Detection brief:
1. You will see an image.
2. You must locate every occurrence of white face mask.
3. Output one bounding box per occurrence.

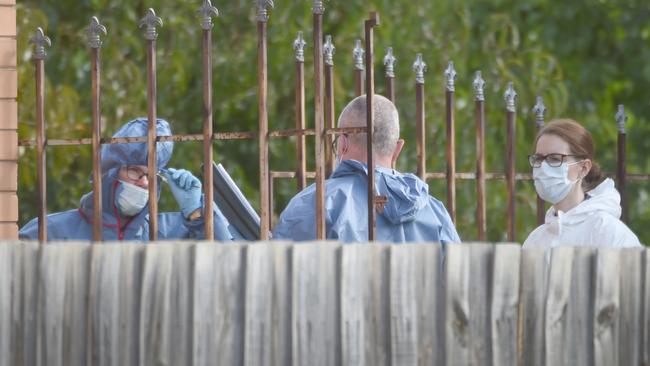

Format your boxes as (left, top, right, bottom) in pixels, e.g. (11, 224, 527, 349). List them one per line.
(115, 180, 149, 216)
(533, 160, 582, 205)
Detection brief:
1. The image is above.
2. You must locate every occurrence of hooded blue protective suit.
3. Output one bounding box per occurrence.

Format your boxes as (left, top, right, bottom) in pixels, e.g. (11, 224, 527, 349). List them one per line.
(273, 160, 461, 243)
(19, 118, 240, 241)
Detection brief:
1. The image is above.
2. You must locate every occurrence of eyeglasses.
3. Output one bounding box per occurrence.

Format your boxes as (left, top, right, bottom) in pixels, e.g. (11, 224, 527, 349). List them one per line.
(528, 153, 585, 168)
(123, 166, 149, 181)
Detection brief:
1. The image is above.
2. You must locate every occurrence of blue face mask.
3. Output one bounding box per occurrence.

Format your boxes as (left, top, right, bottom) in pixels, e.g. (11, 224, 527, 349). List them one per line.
(115, 180, 149, 216)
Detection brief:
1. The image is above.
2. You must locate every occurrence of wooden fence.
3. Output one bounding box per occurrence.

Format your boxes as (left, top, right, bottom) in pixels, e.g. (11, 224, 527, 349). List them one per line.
(0, 241, 648, 366)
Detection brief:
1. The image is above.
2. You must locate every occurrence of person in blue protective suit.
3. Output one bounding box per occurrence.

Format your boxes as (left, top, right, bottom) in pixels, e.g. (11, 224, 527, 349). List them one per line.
(19, 118, 241, 241)
(273, 94, 461, 243)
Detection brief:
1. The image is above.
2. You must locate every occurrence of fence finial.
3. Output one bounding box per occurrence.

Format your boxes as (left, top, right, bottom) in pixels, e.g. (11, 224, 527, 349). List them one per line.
(383, 47, 396, 78)
(413, 53, 426, 84)
(293, 31, 306, 62)
(29, 28, 51, 60)
(139, 8, 163, 41)
(444, 61, 457, 91)
(85, 17, 107, 49)
(255, 0, 274, 22)
(198, 0, 219, 30)
(616, 104, 627, 133)
(473, 70, 485, 101)
(504, 82, 517, 112)
(312, 0, 327, 14)
(532, 96, 546, 128)
(353, 39, 364, 71)
(323, 35, 335, 66)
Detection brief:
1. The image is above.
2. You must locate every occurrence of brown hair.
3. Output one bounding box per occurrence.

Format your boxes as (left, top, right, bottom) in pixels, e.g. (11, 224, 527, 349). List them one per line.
(534, 118, 605, 192)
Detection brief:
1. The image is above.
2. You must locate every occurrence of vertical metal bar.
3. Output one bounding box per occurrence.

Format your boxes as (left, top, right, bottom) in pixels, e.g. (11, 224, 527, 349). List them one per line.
(353, 39, 364, 96)
(198, 1, 219, 240)
(139, 8, 163, 241)
(294, 31, 307, 190)
(413, 54, 426, 180)
(504, 82, 517, 242)
(313, 1, 326, 239)
(473, 71, 486, 241)
(532, 96, 546, 226)
(86, 17, 107, 242)
(383, 47, 396, 102)
(365, 12, 379, 241)
(29, 28, 51, 243)
(616, 105, 628, 223)
(324, 35, 336, 177)
(444, 61, 457, 223)
(255, 1, 272, 240)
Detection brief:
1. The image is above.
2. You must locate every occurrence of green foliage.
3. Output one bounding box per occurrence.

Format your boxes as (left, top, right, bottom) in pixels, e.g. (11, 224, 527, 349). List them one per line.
(17, 0, 650, 245)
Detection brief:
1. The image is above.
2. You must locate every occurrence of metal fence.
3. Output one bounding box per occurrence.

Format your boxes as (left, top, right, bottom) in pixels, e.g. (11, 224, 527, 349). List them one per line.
(0, 241, 648, 366)
(18, 0, 650, 242)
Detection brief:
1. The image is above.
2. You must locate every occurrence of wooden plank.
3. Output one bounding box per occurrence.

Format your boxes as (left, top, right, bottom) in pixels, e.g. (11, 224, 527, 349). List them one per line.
(568, 247, 595, 366)
(37, 244, 90, 366)
(245, 243, 291, 366)
(118, 244, 145, 366)
(444, 243, 471, 365)
(0, 243, 12, 366)
(518, 246, 546, 366)
(388, 244, 442, 366)
(490, 244, 520, 366)
(193, 243, 245, 366)
(468, 243, 493, 366)
(20, 241, 39, 366)
(593, 248, 620, 366)
(292, 242, 340, 366)
(544, 246, 574, 366)
(617, 247, 643, 366)
(341, 244, 390, 366)
(167, 243, 193, 366)
(138, 243, 174, 366)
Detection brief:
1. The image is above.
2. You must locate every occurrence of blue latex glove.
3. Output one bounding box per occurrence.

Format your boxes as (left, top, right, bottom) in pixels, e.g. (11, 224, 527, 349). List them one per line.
(161, 168, 202, 218)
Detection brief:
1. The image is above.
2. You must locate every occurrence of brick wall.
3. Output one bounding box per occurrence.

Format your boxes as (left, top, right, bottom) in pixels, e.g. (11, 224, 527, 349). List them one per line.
(0, 0, 17, 239)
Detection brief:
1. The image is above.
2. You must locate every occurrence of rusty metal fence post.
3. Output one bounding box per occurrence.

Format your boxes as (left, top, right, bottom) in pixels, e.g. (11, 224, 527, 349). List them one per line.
(313, 0, 326, 240)
(365, 12, 379, 241)
(444, 61, 457, 223)
(324, 35, 336, 177)
(353, 39, 364, 97)
(616, 105, 628, 224)
(293, 31, 307, 191)
(532, 96, 546, 226)
(256, 0, 272, 240)
(504, 82, 517, 242)
(473, 71, 486, 241)
(86, 17, 107, 242)
(29, 28, 51, 243)
(413, 54, 426, 180)
(198, 0, 219, 240)
(383, 47, 396, 103)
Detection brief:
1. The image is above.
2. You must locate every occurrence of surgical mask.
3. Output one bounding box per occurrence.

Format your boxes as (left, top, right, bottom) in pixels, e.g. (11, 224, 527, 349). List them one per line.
(115, 180, 149, 216)
(533, 161, 582, 205)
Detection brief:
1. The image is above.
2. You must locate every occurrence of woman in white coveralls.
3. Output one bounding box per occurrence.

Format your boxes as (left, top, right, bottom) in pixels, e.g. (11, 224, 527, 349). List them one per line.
(523, 118, 641, 248)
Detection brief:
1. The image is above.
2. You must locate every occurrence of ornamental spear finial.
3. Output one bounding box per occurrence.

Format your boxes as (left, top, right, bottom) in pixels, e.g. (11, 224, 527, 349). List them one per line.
(323, 35, 335, 66)
(312, 0, 327, 14)
(444, 61, 457, 91)
(473, 71, 485, 101)
(616, 104, 627, 133)
(255, 0, 274, 22)
(139, 8, 163, 41)
(293, 31, 306, 62)
(413, 53, 427, 84)
(383, 47, 396, 78)
(353, 39, 365, 71)
(532, 96, 546, 128)
(29, 28, 51, 59)
(197, 0, 219, 30)
(504, 82, 517, 112)
(85, 17, 107, 49)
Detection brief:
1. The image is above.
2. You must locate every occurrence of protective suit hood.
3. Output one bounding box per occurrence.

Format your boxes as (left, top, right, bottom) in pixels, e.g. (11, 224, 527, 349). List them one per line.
(331, 160, 429, 224)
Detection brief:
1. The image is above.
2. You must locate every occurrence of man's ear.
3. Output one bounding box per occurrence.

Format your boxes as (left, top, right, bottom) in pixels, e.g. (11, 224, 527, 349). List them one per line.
(391, 139, 405, 169)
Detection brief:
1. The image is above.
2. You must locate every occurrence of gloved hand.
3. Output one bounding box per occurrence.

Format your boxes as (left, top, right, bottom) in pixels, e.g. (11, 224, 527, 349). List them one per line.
(161, 168, 202, 218)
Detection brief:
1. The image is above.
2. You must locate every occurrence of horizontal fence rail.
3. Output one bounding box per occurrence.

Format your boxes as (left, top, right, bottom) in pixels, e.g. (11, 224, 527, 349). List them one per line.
(0, 241, 648, 366)
(19, 0, 644, 243)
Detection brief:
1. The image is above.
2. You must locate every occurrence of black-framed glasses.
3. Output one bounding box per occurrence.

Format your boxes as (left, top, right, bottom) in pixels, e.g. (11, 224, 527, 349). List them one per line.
(123, 165, 149, 181)
(528, 153, 585, 168)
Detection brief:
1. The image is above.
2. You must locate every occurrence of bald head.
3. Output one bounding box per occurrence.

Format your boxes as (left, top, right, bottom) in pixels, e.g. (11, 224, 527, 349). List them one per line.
(337, 94, 400, 159)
